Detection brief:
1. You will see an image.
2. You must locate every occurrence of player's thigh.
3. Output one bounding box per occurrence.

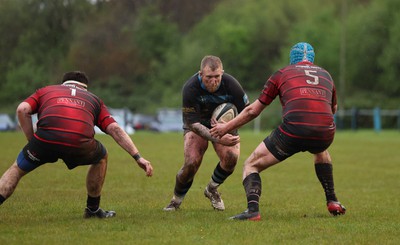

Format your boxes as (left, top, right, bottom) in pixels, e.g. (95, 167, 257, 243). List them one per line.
(244, 141, 280, 174)
(63, 140, 107, 169)
(183, 131, 208, 164)
(212, 141, 240, 164)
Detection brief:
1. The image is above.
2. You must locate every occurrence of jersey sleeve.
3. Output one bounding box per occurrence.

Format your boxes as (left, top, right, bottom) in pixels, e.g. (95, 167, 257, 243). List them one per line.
(182, 84, 200, 126)
(331, 85, 337, 113)
(258, 71, 281, 105)
(96, 103, 116, 132)
(323, 71, 337, 113)
(225, 74, 249, 113)
(24, 89, 42, 113)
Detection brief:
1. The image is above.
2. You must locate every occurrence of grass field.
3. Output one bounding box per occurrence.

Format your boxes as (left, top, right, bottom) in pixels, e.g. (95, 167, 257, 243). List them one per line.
(0, 130, 399, 244)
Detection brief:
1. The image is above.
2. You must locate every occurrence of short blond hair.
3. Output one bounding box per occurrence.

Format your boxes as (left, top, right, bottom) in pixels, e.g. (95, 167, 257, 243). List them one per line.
(200, 55, 223, 71)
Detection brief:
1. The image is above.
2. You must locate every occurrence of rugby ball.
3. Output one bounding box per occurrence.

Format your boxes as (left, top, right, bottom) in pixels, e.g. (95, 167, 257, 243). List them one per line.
(212, 103, 238, 123)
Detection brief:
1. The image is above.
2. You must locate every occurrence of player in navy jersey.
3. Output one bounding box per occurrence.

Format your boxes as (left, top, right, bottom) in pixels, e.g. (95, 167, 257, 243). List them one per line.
(0, 71, 153, 218)
(164, 55, 249, 211)
(211, 43, 346, 220)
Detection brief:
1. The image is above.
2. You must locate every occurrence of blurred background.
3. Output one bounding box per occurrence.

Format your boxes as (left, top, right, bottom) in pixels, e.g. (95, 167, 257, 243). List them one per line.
(0, 0, 399, 132)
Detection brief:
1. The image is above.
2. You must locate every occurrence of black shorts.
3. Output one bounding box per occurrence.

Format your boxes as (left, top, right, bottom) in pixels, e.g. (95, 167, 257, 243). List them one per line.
(18, 136, 107, 172)
(263, 128, 333, 161)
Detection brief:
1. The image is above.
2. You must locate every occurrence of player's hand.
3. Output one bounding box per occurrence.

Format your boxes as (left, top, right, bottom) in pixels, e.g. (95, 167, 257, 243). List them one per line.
(136, 157, 153, 177)
(210, 117, 219, 127)
(210, 119, 228, 138)
(217, 134, 240, 146)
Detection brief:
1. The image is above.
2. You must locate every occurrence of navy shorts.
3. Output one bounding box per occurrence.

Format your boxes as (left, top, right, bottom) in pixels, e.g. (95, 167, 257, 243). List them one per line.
(263, 128, 333, 162)
(17, 137, 107, 172)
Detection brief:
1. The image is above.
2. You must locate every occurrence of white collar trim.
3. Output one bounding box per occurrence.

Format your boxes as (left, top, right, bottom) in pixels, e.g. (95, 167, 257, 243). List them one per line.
(62, 80, 88, 89)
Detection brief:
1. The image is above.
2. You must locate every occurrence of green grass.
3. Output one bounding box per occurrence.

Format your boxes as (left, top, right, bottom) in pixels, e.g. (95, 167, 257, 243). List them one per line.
(0, 130, 399, 244)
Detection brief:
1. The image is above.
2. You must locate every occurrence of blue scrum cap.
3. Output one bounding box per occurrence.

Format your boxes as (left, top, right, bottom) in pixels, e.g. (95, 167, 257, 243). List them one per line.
(289, 42, 315, 65)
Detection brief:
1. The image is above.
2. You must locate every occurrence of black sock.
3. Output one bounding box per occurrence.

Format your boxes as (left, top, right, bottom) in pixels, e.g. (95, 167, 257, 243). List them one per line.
(86, 195, 101, 211)
(211, 162, 233, 185)
(0, 194, 5, 205)
(315, 163, 338, 202)
(243, 172, 262, 213)
(174, 175, 193, 198)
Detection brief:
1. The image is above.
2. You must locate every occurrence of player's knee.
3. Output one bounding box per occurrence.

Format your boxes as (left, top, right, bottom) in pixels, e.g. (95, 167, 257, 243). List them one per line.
(179, 162, 200, 178)
(314, 151, 331, 163)
(223, 149, 239, 163)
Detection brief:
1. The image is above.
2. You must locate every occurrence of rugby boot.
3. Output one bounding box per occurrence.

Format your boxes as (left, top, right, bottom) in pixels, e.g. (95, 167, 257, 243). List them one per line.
(229, 209, 261, 221)
(84, 207, 116, 219)
(204, 184, 225, 211)
(327, 201, 346, 216)
(163, 198, 182, 211)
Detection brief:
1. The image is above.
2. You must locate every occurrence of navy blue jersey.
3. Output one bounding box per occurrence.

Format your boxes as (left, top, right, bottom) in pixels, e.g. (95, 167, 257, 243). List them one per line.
(182, 73, 249, 129)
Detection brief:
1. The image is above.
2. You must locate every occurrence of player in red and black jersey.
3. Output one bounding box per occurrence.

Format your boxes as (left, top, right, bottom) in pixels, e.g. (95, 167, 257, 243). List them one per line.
(211, 43, 346, 220)
(0, 71, 153, 218)
(164, 55, 249, 211)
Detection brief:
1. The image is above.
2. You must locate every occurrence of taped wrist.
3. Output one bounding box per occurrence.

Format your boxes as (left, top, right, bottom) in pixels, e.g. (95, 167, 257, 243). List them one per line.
(133, 153, 141, 161)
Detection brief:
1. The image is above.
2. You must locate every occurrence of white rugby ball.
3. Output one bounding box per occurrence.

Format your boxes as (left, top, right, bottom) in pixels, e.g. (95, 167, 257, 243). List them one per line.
(212, 103, 238, 123)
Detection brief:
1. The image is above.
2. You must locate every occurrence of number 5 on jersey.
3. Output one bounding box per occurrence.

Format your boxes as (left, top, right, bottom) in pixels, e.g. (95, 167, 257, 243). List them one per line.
(305, 70, 319, 85)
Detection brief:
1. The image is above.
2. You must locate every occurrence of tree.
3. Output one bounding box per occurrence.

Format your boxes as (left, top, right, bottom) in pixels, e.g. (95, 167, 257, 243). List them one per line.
(377, 0, 400, 98)
(158, 0, 222, 33)
(156, 0, 325, 106)
(342, 0, 400, 107)
(66, 1, 181, 112)
(0, 0, 92, 110)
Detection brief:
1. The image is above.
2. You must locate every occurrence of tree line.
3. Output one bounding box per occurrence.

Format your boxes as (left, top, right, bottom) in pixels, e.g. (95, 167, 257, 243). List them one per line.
(0, 0, 399, 115)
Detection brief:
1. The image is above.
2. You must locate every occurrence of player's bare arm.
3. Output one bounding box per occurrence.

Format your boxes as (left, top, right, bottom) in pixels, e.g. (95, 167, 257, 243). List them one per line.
(189, 122, 215, 141)
(16, 102, 34, 141)
(211, 100, 265, 137)
(189, 122, 239, 146)
(106, 122, 153, 176)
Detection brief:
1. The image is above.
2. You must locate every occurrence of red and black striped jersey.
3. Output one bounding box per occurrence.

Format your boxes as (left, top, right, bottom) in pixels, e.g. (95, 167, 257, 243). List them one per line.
(24, 84, 115, 147)
(258, 61, 337, 140)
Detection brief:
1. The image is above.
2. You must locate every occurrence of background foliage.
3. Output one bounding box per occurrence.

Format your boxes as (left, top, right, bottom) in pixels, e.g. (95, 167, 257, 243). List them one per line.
(0, 0, 399, 114)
